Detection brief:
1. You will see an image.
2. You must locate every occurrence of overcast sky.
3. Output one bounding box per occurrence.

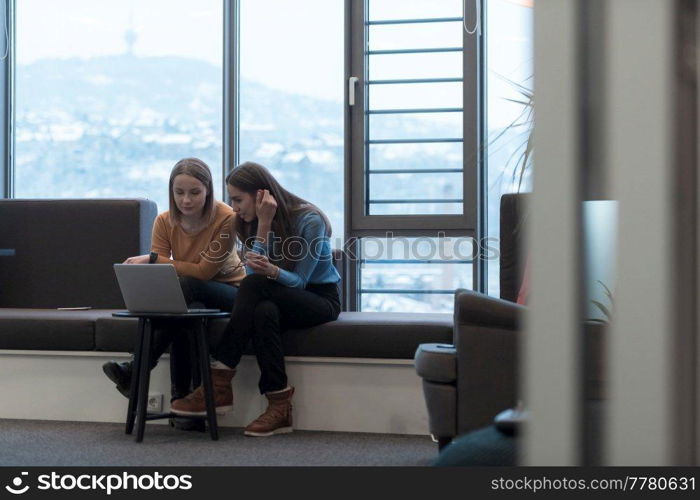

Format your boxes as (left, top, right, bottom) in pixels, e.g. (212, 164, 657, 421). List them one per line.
(15, 0, 531, 125)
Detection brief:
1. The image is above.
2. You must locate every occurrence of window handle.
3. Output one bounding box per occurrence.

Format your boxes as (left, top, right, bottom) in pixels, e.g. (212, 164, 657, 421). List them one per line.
(348, 76, 359, 106)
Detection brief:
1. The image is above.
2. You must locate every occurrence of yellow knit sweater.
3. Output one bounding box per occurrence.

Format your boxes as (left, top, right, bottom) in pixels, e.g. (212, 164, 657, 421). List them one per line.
(151, 201, 245, 285)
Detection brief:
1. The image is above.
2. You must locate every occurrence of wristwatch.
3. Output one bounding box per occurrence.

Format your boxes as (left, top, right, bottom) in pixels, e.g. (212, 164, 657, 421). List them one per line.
(266, 266, 280, 280)
(148, 252, 158, 264)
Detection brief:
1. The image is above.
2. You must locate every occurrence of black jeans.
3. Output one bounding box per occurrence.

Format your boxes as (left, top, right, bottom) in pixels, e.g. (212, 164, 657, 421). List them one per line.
(213, 273, 341, 394)
(149, 276, 238, 399)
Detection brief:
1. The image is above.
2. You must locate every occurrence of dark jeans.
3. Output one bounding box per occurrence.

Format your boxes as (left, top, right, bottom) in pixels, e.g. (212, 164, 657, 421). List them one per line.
(213, 273, 341, 394)
(149, 276, 238, 399)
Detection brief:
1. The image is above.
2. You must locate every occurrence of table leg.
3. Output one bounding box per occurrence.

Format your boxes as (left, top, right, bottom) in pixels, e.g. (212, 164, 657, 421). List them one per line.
(135, 318, 153, 442)
(196, 318, 219, 440)
(190, 325, 201, 390)
(125, 317, 145, 435)
(191, 339, 201, 389)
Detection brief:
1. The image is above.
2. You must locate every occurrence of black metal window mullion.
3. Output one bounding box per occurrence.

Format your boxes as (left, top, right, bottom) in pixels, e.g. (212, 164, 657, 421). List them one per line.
(368, 108, 462, 114)
(360, 289, 456, 295)
(3, 0, 13, 198)
(368, 168, 463, 174)
(368, 138, 462, 144)
(223, 0, 239, 201)
(366, 17, 464, 26)
(476, 0, 488, 294)
(368, 77, 463, 85)
(370, 199, 463, 204)
(362, 0, 370, 218)
(367, 47, 462, 55)
(363, 259, 473, 264)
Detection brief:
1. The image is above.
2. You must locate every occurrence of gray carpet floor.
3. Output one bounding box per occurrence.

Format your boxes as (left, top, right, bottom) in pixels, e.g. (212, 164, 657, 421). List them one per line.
(0, 419, 438, 466)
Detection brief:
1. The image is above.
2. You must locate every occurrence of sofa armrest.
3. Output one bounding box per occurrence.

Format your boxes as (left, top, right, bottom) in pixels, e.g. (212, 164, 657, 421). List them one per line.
(453, 289, 523, 433)
(454, 288, 525, 330)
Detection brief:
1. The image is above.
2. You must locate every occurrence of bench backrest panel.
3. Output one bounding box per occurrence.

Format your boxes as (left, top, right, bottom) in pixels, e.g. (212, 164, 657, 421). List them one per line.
(0, 199, 157, 308)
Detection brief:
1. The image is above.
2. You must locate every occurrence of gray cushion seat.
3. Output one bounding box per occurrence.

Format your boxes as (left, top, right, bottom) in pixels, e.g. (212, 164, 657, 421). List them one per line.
(1, 309, 452, 360)
(0, 308, 108, 351)
(97, 310, 453, 359)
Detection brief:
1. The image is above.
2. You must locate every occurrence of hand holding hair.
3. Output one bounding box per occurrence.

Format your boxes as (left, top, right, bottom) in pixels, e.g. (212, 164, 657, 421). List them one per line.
(256, 189, 278, 224)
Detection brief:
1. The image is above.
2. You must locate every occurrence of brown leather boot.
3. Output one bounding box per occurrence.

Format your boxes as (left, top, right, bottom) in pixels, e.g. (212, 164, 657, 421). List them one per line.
(244, 386, 295, 437)
(170, 368, 235, 416)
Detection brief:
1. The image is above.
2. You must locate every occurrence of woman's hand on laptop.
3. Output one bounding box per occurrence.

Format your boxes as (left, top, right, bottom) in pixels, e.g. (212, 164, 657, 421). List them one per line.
(123, 254, 150, 264)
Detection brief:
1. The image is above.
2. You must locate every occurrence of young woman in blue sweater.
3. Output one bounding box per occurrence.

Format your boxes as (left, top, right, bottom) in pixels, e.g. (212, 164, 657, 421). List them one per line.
(171, 161, 341, 436)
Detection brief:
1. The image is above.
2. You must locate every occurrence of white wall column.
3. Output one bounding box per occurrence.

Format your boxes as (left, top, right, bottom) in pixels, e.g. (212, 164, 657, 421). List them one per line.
(524, 0, 582, 465)
(605, 0, 675, 465)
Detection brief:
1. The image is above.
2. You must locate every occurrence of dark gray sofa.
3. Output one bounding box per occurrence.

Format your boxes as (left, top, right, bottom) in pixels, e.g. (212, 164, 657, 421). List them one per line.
(414, 194, 527, 446)
(0, 199, 452, 360)
(415, 193, 607, 460)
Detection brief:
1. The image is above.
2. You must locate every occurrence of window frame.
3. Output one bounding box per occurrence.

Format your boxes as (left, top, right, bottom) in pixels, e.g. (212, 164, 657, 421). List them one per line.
(2, 0, 13, 198)
(347, 0, 482, 234)
(223, 0, 239, 202)
(345, 0, 486, 310)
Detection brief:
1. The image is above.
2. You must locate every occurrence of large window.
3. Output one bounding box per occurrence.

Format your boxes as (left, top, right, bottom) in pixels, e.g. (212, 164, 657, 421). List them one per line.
(364, 0, 464, 217)
(486, 0, 534, 296)
(14, 0, 223, 213)
(6, 0, 532, 313)
(238, 0, 345, 239)
(348, 0, 480, 311)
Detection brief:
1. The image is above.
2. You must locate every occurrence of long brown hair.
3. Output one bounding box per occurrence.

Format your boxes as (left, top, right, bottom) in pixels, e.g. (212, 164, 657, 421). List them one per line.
(226, 161, 332, 270)
(168, 158, 216, 226)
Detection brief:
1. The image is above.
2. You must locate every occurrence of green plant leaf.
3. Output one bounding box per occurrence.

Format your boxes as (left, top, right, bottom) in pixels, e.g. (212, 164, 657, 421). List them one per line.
(504, 97, 532, 106)
(489, 72, 534, 193)
(517, 132, 534, 191)
(597, 280, 614, 304)
(591, 300, 612, 321)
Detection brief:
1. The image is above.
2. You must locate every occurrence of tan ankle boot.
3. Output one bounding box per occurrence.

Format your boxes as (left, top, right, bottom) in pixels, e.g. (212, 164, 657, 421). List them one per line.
(171, 368, 235, 416)
(244, 386, 295, 437)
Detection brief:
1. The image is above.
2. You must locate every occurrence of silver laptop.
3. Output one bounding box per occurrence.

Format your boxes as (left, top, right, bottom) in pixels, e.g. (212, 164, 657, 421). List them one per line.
(114, 264, 219, 314)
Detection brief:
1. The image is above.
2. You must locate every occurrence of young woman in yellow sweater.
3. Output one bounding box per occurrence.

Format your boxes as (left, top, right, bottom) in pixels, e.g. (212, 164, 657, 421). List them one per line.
(102, 158, 246, 416)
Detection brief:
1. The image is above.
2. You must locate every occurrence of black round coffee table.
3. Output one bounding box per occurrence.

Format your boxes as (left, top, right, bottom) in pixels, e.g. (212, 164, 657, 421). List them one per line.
(113, 311, 230, 442)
